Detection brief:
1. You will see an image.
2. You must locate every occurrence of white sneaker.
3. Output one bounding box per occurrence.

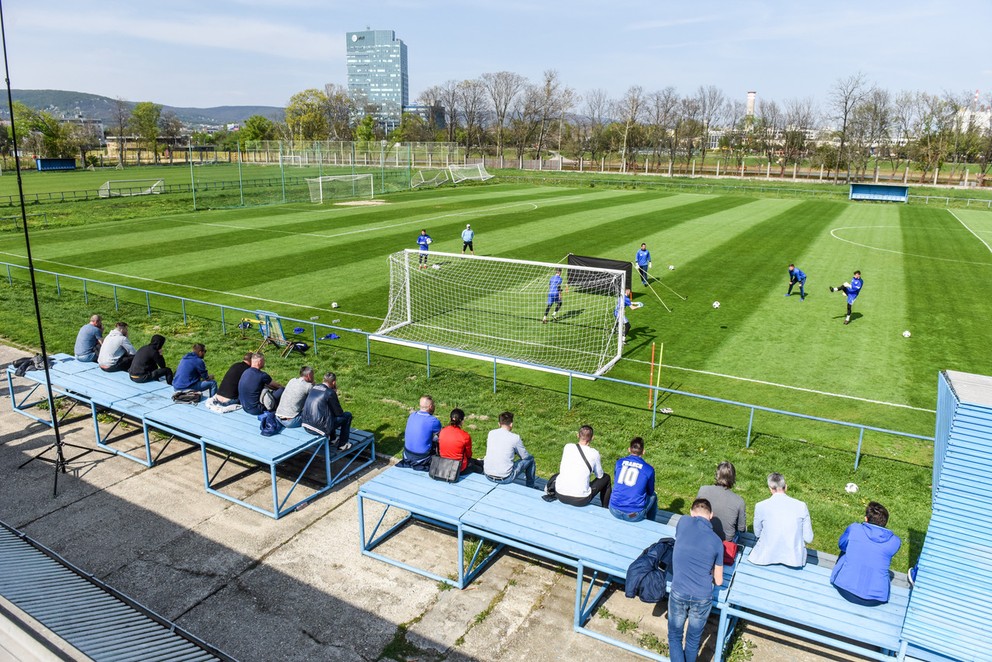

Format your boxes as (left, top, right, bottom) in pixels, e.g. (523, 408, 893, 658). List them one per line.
(542, 316, 547, 324)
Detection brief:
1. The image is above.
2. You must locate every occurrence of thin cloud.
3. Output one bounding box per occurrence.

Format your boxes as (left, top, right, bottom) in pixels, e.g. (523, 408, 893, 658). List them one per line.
(625, 15, 729, 31)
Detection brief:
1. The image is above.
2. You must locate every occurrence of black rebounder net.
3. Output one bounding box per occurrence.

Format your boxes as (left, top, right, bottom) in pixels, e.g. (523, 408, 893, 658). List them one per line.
(566, 254, 632, 293)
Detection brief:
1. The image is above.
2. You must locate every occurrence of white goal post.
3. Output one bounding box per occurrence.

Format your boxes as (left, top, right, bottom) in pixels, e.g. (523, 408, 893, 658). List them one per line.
(98, 179, 164, 198)
(448, 163, 493, 183)
(411, 169, 449, 189)
(305, 174, 374, 203)
(372, 250, 625, 376)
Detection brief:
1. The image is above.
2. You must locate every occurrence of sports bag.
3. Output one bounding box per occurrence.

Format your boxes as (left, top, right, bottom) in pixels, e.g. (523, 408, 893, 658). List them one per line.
(428, 455, 461, 482)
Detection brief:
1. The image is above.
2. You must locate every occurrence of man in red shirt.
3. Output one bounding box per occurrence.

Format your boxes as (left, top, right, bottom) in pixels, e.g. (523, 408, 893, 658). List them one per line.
(438, 408, 483, 475)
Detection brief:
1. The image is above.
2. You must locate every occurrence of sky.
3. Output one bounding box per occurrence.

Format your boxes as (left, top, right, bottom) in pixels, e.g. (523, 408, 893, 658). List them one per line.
(2, 0, 990, 111)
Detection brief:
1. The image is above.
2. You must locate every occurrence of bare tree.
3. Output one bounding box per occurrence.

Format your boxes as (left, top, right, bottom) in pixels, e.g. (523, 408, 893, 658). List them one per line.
(416, 85, 444, 138)
(674, 95, 702, 166)
(458, 79, 487, 154)
(756, 99, 783, 163)
(646, 87, 679, 167)
(829, 72, 873, 182)
(324, 83, 356, 140)
(696, 85, 726, 163)
(481, 71, 527, 158)
(437, 80, 461, 143)
(976, 93, 992, 186)
(781, 97, 817, 174)
(847, 88, 892, 179)
(532, 70, 575, 160)
(909, 92, 955, 182)
(615, 86, 644, 172)
(583, 88, 613, 162)
(110, 97, 131, 166)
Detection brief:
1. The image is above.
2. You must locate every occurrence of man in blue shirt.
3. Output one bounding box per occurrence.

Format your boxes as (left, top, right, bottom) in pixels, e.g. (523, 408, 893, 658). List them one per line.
(172, 343, 217, 397)
(238, 353, 284, 416)
(829, 270, 863, 325)
(461, 224, 475, 255)
(403, 394, 442, 468)
(417, 229, 432, 268)
(614, 288, 633, 338)
(786, 264, 807, 300)
(609, 437, 657, 522)
(635, 243, 652, 286)
(73, 314, 103, 362)
(668, 498, 724, 662)
(542, 268, 565, 323)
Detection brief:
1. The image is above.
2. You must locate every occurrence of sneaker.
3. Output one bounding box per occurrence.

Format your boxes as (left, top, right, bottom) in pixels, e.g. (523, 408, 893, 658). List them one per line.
(542, 316, 547, 324)
(800, 295, 805, 301)
(784, 293, 790, 297)
(337, 442, 353, 451)
(844, 317, 850, 325)
(829, 286, 836, 292)
(552, 312, 557, 319)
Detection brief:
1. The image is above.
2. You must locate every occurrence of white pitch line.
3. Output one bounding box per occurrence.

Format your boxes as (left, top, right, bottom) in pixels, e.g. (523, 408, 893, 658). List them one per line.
(947, 209, 992, 256)
(829, 225, 992, 266)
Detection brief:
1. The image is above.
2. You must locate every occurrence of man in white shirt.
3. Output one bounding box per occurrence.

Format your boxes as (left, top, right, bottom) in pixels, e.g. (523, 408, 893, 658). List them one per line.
(554, 425, 612, 508)
(749, 472, 814, 567)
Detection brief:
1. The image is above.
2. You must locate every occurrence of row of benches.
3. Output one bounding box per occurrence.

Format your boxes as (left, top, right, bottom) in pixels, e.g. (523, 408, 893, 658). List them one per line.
(358, 465, 913, 662)
(6, 354, 376, 518)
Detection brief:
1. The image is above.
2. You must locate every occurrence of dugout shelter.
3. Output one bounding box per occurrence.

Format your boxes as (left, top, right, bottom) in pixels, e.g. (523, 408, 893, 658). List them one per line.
(849, 183, 909, 203)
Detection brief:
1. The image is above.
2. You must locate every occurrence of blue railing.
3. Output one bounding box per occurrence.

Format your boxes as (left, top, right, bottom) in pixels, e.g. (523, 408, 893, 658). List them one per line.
(1, 260, 934, 469)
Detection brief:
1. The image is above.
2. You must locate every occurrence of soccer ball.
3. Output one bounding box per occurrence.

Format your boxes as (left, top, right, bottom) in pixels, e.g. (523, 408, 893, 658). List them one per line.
(426, 238, 433, 245)
(431, 264, 441, 270)
(902, 330, 911, 338)
(331, 302, 339, 309)
(845, 482, 859, 494)
(668, 265, 675, 270)
(712, 301, 720, 309)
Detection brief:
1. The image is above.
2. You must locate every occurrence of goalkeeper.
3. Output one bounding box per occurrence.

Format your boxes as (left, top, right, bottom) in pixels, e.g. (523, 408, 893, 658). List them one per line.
(542, 268, 566, 323)
(829, 270, 863, 325)
(635, 243, 652, 286)
(615, 288, 633, 338)
(416, 229, 432, 268)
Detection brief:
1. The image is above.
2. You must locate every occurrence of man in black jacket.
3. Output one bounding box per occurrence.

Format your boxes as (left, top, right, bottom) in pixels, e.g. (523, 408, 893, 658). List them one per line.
(128, 334, 173, 385)
(301, 372, 352, 450)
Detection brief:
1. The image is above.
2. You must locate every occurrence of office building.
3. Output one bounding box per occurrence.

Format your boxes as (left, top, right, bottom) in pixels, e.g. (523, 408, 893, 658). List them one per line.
(346, 29, 408, 132)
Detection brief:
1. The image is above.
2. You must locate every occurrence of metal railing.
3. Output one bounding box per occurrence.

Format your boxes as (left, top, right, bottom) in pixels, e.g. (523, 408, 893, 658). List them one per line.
(1, 260, 934, 469)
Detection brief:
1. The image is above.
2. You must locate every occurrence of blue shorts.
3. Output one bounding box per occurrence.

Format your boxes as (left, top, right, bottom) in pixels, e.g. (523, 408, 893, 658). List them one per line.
(547, 294, 561, 305)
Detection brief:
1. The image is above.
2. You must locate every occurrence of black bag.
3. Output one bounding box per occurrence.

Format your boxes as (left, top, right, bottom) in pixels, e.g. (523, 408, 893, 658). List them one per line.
(543, 473, 559, 502)
(428, 455, 460, 482)
(172, 389, 201, 404)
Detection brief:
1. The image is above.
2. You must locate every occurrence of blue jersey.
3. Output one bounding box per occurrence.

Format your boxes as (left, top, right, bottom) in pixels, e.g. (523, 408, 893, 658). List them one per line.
(636, 248, 651, 267)
(614, 294, 631, 318)
(847, 276, 863, 304)
(789, 266, 806, 281)
(417, 234, 431, 251)
(609, 454, 655, 512)
(547, 274, 563, 303)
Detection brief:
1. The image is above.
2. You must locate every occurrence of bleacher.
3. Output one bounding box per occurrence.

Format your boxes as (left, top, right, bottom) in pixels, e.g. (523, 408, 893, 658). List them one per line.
(849, 183, 909, 203)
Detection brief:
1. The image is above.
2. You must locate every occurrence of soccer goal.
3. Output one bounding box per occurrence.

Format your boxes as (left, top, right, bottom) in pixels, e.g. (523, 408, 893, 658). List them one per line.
(448, 163, 493, 184)
(280, 154, 305, 167)
(411, 169, 449, 189)
(372, 250, 626, 375)
(305, 174, 374, 203)
(98, 179, 164, 198)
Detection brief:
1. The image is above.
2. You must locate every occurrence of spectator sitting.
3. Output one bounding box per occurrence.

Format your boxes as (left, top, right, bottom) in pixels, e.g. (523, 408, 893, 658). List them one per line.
(98, 322, 136, 373)
(275, 365, 315, 428)
(608, 437, 657, 522)
(403, 395, 442, 469)
(238, 353, 284, 416)
(749, 472, 814, 567)
(128, 334, 173, 384)
(172, 343, 216, 397)
(697, 461, 746, 543)
(73, 314, 103, 362)
(483, 411, 536, 488)
(214, 353, 252, 405)
(554, 425, 612, 508)
(301, 372, 353, 450)
(830, 501, 902, 605)
(438, 408, 483, 475)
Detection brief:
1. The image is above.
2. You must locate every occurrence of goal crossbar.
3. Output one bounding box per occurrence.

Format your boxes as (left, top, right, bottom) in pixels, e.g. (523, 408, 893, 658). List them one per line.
(305, 174, 374, 203)
(98, 179, 164, 198)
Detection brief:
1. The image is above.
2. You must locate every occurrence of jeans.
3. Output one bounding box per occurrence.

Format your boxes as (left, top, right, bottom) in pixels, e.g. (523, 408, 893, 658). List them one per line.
(638, 264, 649, 285)
(184, 379, 217, 397)
(487, 456, 536, 488)
(667, 590, 713, 662)
(331, 411, 352, 448)
(75, 352, 97, 363)
(278, 413, 302, 428)
(609, 494, 658, 522)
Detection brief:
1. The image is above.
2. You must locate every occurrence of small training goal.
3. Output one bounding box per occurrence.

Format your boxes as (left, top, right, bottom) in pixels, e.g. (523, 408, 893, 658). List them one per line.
(372, 250, 626, 375)
(305, 174, 374, 203)
(448, 163, 493, 184)
(411, 169, 449, 189)
(98, 179, 164, 198)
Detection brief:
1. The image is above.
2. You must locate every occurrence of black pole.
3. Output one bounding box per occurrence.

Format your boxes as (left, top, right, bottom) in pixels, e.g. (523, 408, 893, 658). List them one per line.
(0, 0, 69, 496)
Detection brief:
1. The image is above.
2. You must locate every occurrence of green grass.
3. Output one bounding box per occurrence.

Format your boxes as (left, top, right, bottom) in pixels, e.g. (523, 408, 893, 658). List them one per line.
(3, 179, 990, 569)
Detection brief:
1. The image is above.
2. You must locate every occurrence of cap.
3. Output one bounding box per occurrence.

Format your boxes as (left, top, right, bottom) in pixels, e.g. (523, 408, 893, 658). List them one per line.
(466, 224, 471, 228)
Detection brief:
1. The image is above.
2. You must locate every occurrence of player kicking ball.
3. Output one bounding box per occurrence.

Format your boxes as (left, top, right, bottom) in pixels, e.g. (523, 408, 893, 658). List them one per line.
(786, 264, 807, 300)
(829, 270, 863, 325)
(543, 268, 566, 323)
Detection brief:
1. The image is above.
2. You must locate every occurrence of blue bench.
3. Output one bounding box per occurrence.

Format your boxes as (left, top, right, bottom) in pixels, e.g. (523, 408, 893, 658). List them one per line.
(715, 546, 910, 661)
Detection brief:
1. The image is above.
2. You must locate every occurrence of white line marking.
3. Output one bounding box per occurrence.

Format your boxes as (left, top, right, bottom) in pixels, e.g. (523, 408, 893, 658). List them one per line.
(830, 225, 992, 266)
(947, 209, 992, 255)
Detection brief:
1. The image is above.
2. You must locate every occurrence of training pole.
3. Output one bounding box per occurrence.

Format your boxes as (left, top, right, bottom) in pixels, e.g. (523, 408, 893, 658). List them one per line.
(657, 343, 664, 391)
(648, 273, 688, 301)
(648, 342, 656, 407)
(646, 281, 672, 313)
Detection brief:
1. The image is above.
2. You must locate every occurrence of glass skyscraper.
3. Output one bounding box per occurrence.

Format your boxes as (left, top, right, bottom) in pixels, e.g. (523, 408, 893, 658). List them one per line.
(346, 29, 409, 132)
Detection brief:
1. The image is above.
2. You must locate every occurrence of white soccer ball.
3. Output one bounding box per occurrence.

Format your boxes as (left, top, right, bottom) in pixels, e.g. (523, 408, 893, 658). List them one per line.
(712, 301, 720, 309)
(845, 482, 859, 494)
(902, 330, 911, 338)
(331, 302, 339, 309)
(426, 238, 433, 244)
(668, 264, 675, 271)
(431, 263, 441, 270)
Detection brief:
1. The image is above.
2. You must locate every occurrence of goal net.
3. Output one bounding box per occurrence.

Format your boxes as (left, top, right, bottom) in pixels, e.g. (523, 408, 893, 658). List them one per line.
(448, 163, 493, 184)
(372, 250, 625, 375)
(98, 179, 164, 198)
(305, 174, 374, 203)
(411, 169, 449, 189)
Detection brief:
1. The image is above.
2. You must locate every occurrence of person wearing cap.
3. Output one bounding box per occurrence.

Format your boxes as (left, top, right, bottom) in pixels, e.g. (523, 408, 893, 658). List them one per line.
(461, 224, 475, 255)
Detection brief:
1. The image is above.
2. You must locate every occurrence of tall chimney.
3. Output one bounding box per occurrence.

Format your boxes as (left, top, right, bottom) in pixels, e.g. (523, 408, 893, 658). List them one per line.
(746, 91, 757, 117)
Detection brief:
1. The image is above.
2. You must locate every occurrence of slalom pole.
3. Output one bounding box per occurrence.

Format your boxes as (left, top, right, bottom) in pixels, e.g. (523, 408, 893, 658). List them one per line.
(648, 273, 688, 301)
(656, 342, 667, 413)
(646, 281, 672, 313)
(648, 342, 656, 407)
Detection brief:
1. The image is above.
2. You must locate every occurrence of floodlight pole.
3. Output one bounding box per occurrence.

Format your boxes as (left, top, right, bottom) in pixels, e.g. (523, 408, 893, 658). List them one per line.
(1, 0, 69, 496)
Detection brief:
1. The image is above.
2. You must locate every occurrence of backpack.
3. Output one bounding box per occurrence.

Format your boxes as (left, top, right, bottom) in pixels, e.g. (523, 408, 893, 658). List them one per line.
(259, 387, 278, 412)
(172, 390, 201, 404)
(625, 537, 675, 603)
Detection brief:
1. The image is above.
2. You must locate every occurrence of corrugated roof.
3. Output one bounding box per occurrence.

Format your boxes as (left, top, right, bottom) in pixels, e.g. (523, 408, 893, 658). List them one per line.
(0, 521, 231, 662)
(900, 375, 992, 662)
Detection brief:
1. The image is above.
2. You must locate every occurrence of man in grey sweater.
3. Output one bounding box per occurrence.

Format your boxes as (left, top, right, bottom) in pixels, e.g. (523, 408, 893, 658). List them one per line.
(275, 365, 315, 428)
(483, 411, 536, 488)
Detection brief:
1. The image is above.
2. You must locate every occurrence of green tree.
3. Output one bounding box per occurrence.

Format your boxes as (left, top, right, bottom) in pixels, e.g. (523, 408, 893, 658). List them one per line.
(129, 101, 163, 162)
(390, 113, 432, 143)
(11, 102, 79, 158)
(241, 115, 278, 142)
(285, 89, 329, 141)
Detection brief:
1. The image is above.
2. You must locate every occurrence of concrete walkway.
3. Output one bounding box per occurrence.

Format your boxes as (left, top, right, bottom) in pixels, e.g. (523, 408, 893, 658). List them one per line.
(0, 345, 863, 662)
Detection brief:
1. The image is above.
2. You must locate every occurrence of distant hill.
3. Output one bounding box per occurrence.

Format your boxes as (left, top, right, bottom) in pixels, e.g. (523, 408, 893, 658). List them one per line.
(2, 90, 284, 126)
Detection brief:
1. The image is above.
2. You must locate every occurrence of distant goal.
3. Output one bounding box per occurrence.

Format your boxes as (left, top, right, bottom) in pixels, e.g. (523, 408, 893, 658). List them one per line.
(306, 174, 374, 203)
(371, 250, 625, 376)
(448, 163, 493, 184)
(411, 169, 449, 189)
(98, 179, 164, 198)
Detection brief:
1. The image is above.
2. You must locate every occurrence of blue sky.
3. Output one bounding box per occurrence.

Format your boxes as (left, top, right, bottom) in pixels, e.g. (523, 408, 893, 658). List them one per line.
(3, 1, 990, 110)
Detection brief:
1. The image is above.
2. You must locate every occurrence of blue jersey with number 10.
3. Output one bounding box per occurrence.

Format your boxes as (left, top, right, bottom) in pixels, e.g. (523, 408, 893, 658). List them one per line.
(610, 454, 655, 512)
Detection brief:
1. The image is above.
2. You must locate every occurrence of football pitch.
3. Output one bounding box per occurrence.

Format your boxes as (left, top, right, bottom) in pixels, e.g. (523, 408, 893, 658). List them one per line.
(2, 181, 992, 441)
